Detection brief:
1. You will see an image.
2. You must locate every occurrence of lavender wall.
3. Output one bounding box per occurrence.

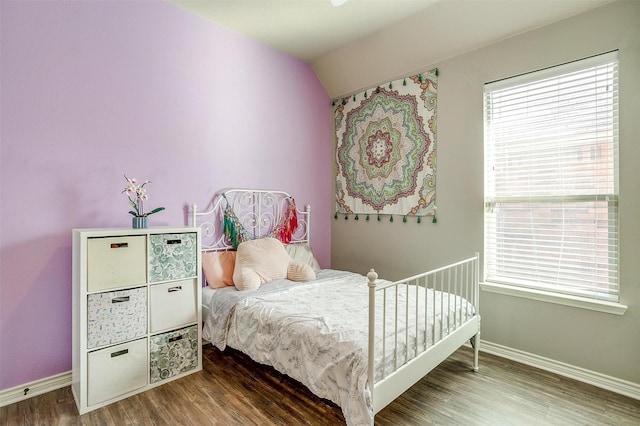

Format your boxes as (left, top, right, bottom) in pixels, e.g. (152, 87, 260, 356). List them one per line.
(0, 0, 331, 391)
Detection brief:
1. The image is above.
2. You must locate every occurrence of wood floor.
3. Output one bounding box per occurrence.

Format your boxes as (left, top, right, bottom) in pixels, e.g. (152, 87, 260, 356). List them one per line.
(2, 344, 639, 425)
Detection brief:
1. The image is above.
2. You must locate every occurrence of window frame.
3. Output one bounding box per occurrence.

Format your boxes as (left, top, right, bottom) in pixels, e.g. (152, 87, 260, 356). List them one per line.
(482, 51, 626, 315)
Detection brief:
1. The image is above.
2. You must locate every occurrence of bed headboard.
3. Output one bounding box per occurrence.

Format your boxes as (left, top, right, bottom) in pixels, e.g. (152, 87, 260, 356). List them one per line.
(190, 189, 311, 252)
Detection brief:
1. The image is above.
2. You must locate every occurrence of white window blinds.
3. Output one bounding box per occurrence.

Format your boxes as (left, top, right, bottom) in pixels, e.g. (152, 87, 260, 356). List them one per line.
(484, 51, 619, 302)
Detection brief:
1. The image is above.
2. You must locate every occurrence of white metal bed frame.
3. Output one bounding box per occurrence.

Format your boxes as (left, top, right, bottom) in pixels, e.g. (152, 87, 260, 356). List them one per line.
(191, 189, 311, 252)
(192, 189, 480, 425)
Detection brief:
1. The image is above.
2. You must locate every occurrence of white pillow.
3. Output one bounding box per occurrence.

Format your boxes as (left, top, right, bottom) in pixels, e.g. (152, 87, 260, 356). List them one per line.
(285, 243, 321, 271)
(233, 238, 318, 291)
(233, 238, 292, 291)
(287, 262, 316, 282)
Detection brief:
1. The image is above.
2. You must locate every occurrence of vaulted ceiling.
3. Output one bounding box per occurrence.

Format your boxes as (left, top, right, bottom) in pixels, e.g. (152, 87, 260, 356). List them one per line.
(167, 0, 612, 96)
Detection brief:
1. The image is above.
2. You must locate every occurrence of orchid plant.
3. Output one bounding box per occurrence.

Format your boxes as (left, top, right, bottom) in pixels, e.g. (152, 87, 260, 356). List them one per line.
(123, 175, 165, 217)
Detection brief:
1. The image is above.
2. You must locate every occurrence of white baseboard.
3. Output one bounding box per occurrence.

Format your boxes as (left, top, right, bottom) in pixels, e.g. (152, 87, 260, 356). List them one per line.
(2, 342, 639, 409)
(478, 340, 640, 401)
(0, 371, 71, 408)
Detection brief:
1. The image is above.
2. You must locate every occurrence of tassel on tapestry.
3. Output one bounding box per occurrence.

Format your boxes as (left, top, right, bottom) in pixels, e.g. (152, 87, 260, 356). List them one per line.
(334, 211, 434, 224)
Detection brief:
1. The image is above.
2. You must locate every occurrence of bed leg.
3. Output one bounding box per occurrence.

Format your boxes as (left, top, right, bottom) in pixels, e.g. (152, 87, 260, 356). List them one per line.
(470, 332, 480, 372)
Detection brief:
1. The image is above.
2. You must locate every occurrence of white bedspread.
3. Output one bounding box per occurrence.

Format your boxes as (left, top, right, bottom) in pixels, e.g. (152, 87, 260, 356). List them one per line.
(203, 269, 475, 426)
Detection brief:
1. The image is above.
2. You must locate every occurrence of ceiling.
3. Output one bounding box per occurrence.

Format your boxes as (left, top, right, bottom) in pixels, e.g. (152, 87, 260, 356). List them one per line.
(167, 0, 611, 63)
(168, 0, 444, 61)
(167, 0, 613, 97)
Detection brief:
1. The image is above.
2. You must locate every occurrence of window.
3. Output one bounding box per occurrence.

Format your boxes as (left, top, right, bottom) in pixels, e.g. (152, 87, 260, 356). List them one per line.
(484, 51, 619, 303)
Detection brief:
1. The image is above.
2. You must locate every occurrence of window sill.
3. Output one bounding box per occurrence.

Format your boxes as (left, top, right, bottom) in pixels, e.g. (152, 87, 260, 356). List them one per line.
(480, 282, 627, 315)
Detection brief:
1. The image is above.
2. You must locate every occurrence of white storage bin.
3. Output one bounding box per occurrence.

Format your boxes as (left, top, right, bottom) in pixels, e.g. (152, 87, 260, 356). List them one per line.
(87, 338, 148, 406)
(87, 287, 147, 349)
(87, 236, 146, 291)
(149, 279, 197, 333)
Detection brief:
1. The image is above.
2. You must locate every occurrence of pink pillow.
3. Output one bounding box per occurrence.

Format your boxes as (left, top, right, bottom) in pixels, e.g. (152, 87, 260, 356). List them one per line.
(202, 251, 236, 289)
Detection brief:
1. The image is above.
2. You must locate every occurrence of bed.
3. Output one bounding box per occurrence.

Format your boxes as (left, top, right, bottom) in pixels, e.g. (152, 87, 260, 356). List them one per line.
(191, 189, 480, 426)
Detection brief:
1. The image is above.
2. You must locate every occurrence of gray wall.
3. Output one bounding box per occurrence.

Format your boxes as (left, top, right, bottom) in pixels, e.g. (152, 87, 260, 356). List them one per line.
(331, 1, 640, 385)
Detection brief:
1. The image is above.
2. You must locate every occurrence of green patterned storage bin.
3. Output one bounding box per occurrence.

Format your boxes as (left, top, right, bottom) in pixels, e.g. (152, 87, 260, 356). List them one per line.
(148, 233, 196, 283)
(149, 325, 198, 383)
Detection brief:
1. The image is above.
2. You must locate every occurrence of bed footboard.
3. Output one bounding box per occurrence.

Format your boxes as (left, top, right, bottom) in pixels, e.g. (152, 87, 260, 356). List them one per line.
(368, 253, 480, 417)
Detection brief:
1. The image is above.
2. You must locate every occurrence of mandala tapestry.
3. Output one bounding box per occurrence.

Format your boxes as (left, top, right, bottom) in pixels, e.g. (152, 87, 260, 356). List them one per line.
(334, 69, 437, 222)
